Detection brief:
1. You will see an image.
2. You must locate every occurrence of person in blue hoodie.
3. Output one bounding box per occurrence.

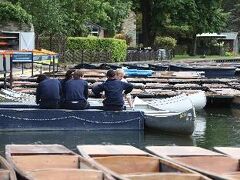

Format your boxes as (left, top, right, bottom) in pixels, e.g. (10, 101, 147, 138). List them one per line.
(63, 70, 89, 110)
(92, 69, 133, 111)
(36, 74, 62, 109)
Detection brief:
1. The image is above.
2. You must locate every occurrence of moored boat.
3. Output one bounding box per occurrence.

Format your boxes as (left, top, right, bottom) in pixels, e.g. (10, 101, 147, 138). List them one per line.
(146, 146, 240, 179)
(5, 144, 113, 180)
(145, 91, 206, 111)
(77, 145, 210, 180)
(214, 147, 240, 159)
(0, 107, 144, 131)
(169, 64, 236, 78)
(133, 97, 195, 135)
(146, 93, 194, 113)
(0, 156, 17, 180)
(188, 91, 207, 110)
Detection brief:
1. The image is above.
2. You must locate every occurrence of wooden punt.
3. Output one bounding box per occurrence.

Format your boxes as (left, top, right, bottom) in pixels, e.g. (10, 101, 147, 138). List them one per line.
(0, 156, 17, 180)
(214, 147, 240, 159)
(5, 144, 114, 180)
(146, 146, 240, 179)
(77, 145, 210, 180)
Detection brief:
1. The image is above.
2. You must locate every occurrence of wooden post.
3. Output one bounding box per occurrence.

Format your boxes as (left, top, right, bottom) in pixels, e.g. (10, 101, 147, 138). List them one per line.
(9, 54, 13, 89)
(31, 52, 34, 77)
(22, 62, 24, 74)
(3, 54, 7, 89)
(53, 55, 55, 77)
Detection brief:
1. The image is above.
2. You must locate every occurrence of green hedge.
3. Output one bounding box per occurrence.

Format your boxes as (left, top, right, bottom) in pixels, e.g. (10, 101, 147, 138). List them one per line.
(67, 37, 127, 62)
(154, 36, 177, 50)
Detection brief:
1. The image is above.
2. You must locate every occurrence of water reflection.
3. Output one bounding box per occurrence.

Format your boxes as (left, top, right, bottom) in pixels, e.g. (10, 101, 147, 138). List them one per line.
(0, 130, 144, 155)
(194, 108, 240, 149)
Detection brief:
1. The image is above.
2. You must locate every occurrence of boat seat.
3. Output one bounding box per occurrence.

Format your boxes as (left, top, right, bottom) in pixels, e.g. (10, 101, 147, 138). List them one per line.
(93, 156, 159, 174)
(0, 169, 10, 180)
(174, 156, 239, 174)
(123, 172, 203, 180)
(12, 155, 80, 172)
(26, 168, 103, 180)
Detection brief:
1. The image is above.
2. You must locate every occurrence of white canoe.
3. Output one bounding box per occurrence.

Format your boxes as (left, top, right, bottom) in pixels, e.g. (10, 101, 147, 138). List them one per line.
(188, 91, 207, 110)
(133, 97, 195, 135)
(146, 91, 206, 112)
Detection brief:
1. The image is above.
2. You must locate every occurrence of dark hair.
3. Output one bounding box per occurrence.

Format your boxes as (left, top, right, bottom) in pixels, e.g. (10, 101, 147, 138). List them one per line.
(65, 69, 75, 80)
(106, 69, 115, 78)
(36, 74, 47, 83)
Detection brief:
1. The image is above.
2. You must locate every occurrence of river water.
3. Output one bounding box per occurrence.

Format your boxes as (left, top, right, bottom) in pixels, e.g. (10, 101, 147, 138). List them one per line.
(0, 107, 239, 155)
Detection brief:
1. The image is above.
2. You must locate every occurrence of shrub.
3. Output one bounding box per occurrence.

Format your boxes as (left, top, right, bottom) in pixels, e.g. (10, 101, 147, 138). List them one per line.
(67, 37, 127, 62)
(154, 36, 177, 50)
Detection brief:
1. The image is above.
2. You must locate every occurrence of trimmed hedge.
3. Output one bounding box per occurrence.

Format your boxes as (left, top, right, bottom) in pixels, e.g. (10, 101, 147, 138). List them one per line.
(154, 36, 177, 50)
(67, 37, 127, 62)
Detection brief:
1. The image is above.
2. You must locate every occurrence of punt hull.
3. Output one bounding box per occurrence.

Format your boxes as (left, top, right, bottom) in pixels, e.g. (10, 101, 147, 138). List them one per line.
(0, 108, 144, 131)
(0, 156, 17, 180)
(144, 109, 195, 135)
(169, 64, 236, 78)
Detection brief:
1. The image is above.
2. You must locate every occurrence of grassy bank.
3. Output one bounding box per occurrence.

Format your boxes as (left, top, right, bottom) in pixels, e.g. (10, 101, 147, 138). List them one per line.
(173, 55, 240, 61)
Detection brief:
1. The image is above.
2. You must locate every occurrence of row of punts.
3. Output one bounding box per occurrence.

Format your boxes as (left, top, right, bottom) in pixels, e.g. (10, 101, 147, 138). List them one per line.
(1, 144, 240, 180)
(73, 62, 239, 78)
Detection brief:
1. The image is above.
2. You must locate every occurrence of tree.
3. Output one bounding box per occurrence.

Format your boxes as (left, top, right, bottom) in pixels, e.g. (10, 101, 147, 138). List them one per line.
(0, 1, 31, 26)
(225, 3, 240, 32)
(133, 0, 227, 50)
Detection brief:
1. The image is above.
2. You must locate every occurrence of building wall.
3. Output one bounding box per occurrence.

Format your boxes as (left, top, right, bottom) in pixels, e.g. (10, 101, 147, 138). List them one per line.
(0, 22, 33, 32)
(121, 11, 136, 47)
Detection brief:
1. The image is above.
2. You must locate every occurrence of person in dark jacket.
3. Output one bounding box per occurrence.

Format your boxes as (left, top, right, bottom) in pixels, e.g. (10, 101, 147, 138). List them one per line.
(59, 69, 75, 107)
(92, 69, 133, 111)
(36, 74, 62, 109)
(63, 70, 89, 110)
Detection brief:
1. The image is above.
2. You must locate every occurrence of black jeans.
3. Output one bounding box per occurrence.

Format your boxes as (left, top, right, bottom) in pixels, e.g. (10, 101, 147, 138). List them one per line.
(64, 100, 89, 110)
(39, 101, 60, 109)
(103, 105, 124, 111)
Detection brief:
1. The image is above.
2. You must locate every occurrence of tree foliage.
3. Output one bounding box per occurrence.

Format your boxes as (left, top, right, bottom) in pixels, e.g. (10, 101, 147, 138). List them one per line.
(7, 0, 131, 37)
(135, 0, 227, 47)
(0, 1, 32, 25)
(225, 2, 240, 32)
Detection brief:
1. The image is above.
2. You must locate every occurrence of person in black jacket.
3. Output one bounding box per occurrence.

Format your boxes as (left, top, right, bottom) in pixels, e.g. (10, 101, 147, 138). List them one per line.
(92, 69, 133, 111)
(36, 74, 62, 109)
(63, 70, 89, 110)
(59, 69, 75, 108)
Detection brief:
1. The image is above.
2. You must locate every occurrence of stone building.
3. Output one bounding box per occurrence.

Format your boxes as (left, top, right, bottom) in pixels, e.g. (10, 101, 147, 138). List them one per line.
(121, 11, 136, 47)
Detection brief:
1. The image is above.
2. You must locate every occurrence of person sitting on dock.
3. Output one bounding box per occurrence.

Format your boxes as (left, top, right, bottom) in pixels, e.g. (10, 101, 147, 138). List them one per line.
(59, 69, 75, 107)
(36, 74, 62, 109)
(63, 70, 89, 110)
(92, 69, 133, 111)
(115, 69, 133, 108)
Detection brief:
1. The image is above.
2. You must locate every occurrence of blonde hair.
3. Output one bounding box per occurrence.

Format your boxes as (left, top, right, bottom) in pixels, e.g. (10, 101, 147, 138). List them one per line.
(115, 69, 125, 76)
(73, 70, 84, 79)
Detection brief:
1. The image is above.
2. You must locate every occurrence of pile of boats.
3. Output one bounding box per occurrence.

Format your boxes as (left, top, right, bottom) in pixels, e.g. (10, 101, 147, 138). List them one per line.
(1, 144, 240, 180)
(0, 89, 207, 135)
(74, 62, 238, 78)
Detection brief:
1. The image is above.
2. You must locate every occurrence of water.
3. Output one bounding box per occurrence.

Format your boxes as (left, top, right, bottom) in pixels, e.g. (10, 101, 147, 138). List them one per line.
(0, 108, 240, 155)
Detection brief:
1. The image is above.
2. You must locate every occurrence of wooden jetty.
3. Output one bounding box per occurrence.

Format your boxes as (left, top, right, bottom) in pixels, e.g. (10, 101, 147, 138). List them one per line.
(77, 145, 210, 180)
(146, 146, 240, 179)
(5, 144, 113, 180)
